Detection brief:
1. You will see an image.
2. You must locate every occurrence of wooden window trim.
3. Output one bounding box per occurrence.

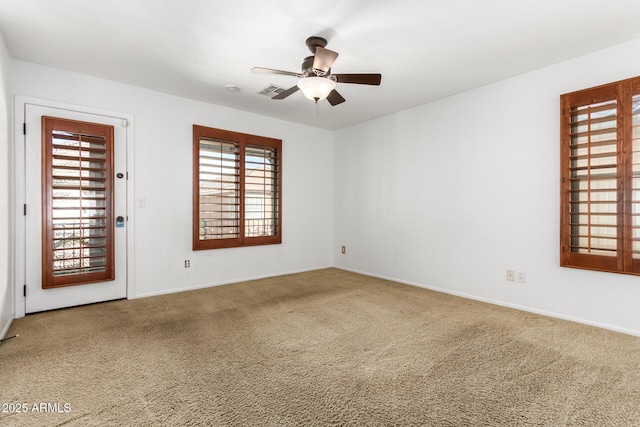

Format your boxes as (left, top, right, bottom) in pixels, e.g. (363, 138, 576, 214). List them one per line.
(42, 116, 115, 288)
(193, 125, 282, 250)
(560, 75, 640, 275)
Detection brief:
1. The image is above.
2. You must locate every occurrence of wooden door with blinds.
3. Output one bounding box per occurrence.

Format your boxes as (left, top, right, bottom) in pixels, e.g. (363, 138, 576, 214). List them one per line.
(42, 116, 114, 288)
(560, 76, 640, 275)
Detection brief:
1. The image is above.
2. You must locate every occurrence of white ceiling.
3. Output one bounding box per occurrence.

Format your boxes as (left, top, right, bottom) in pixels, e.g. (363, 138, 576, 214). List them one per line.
(1, 0, 640, 130)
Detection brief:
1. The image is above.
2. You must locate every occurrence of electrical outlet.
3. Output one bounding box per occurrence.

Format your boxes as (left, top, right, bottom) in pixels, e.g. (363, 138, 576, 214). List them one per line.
(506, 270, 515, 281)
(184, 260, 191, 268)
(341, 245, 346, 254)
(516, 271, 526, 283)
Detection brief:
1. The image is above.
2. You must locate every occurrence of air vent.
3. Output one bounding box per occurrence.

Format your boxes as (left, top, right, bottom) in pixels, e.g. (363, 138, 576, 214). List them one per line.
(259, 84, 286, 98)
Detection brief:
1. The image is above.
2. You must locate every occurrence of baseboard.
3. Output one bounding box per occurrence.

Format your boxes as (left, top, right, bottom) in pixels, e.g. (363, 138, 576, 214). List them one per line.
(0, 317, 14, 341)
(133, 265, 334, 299)
(336, 267, 640, 338)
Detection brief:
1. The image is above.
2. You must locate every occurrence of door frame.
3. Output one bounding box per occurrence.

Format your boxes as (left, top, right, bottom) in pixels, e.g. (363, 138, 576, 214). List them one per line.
(12, 96, 136, 318)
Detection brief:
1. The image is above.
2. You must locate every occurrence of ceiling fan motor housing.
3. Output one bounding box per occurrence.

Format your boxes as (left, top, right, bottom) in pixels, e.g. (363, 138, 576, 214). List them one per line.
(305, 36, 328, 53)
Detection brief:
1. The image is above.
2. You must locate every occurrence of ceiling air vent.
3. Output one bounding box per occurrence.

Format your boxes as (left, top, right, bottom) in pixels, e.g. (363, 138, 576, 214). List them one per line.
(259, 84, 286, 98)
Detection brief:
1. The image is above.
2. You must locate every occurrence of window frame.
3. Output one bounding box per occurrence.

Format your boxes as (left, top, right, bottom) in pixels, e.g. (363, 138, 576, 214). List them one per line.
(193, 125, 282, 250)
(560, 76, 640, 275)
(42, 116, 115, 288)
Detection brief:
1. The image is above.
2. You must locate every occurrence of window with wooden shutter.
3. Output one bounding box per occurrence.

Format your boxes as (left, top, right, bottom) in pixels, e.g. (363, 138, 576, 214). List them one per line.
(560, 76, 640, 275)
(42, 117, 115, 288)
(245, 145, 279, 238)
(198, 139, 241, 242)
(631, 91, 640, 263)
(193, 125, 282, 250)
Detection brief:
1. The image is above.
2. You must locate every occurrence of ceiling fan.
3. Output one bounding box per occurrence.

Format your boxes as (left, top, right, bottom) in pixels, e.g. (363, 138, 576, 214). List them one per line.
(251, 36, 382, 106)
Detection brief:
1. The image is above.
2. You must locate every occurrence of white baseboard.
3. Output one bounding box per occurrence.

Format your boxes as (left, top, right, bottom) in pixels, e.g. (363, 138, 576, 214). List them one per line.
(133, 265, 334, 299)
(336, 266, 640, 338)
(0, 317, 14, 341)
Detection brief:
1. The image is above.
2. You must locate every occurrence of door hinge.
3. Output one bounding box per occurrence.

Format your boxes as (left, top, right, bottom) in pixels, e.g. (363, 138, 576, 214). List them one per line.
(121, 119, 128, 127)
(23, 285, 26, 297)
(23, 204, 26, 216)
(23, 123, 26, 135)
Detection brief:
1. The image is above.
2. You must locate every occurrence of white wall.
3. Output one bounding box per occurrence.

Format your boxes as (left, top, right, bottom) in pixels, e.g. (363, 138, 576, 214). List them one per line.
(8, 36, 640, 336)
(11, 60, 333, 300)
(334, 36, 640, 336)
(0, 31, 12, 338)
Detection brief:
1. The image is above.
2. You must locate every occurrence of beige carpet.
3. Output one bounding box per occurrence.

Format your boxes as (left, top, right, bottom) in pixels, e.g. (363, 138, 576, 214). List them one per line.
(1, 268, 639, 426)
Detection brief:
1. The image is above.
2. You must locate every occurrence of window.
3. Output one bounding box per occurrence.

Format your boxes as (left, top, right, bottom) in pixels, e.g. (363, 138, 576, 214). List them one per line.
(560, 76, 640, 274)
(193, 125, 281, 250)
(42, 116, 114, 288)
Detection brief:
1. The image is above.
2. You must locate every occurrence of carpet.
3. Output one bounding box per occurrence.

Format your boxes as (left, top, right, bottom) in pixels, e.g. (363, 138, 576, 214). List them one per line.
(1, 268, 639, 426)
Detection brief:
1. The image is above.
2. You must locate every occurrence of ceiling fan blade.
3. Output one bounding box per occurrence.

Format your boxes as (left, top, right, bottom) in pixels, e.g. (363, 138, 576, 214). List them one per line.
(333, 73, 382, 85)
(326, 89, 346, 106)
(251, 67, 301, 78)
(272, 85, 300, 100)
(313, 47, 339, 75)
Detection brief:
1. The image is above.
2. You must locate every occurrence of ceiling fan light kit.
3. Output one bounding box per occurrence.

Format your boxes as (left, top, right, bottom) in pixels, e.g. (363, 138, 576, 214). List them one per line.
(297, 76, 336, 102)
(252, 36, 381, 107)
